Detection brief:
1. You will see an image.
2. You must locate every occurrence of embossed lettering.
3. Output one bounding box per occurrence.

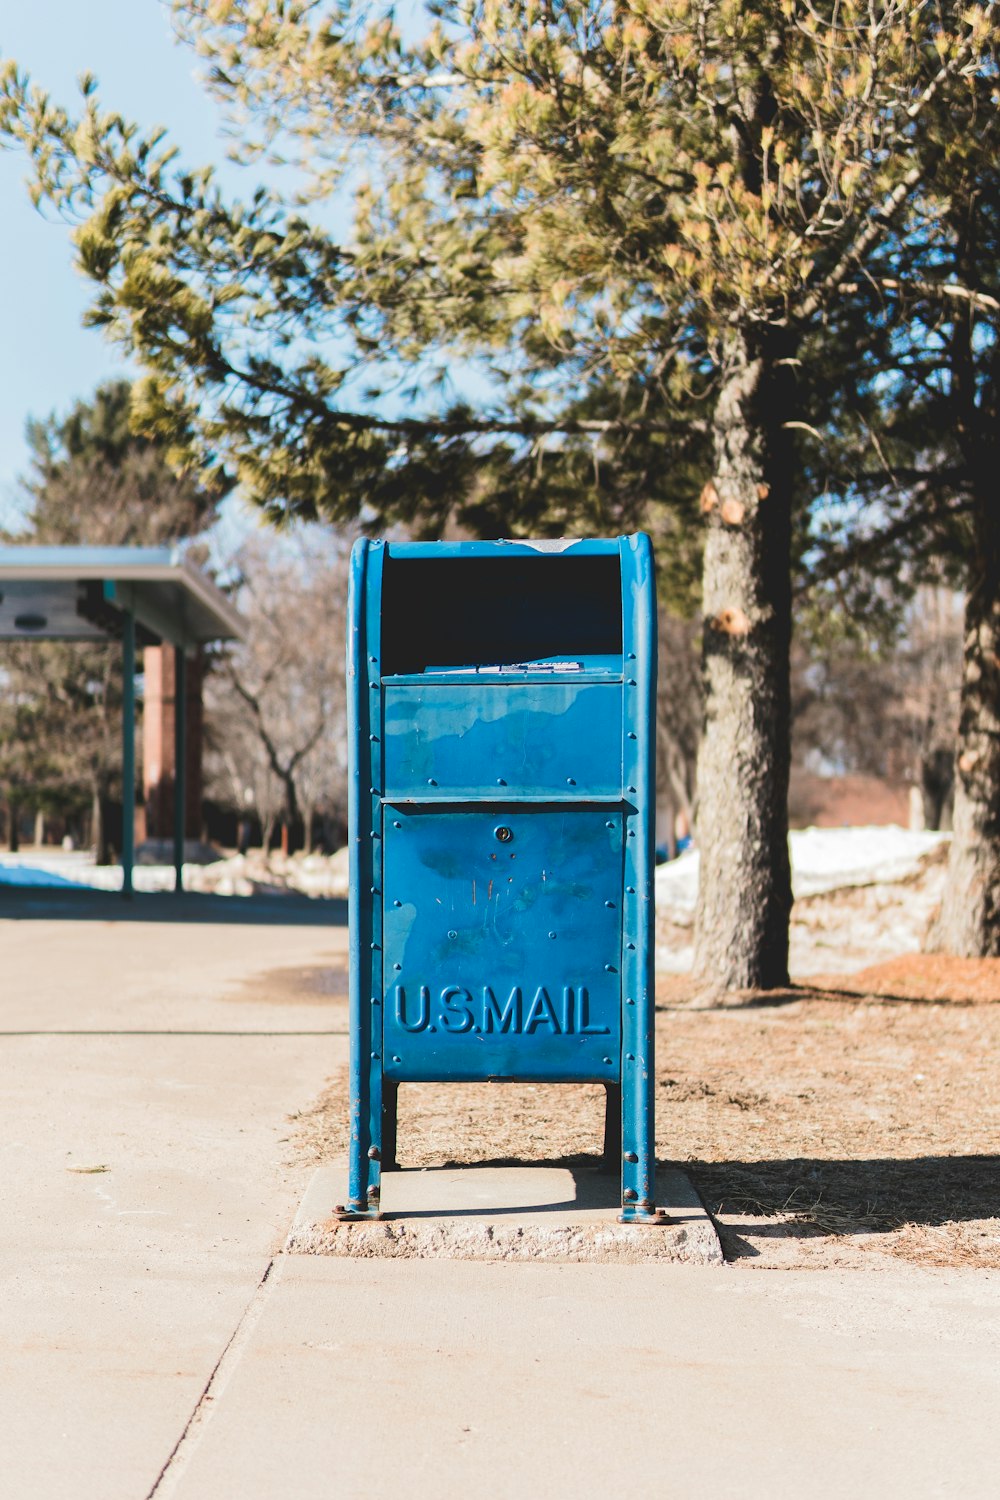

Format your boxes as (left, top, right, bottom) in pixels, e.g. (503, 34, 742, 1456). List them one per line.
(578, 985, 611, 1035)
(439, 985, 474, 1033)
(395, 984, 431, 1033)
(524, 986, 560, 1034)
(482, 985, 522, 1033)
(397, 982, 612, 1038)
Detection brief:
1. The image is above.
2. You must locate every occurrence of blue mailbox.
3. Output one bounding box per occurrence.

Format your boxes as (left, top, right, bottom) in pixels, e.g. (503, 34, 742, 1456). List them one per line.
(338, 534, 665, 1224)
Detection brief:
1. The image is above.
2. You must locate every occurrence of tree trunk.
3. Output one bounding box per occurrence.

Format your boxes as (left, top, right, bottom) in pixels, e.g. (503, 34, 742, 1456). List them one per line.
(34, 808, 45, 848)
(8, 801, 20, 854)
(692, 329, 794, 993)
(930, 498, 1000, 954)
(304, 807, 315, 854)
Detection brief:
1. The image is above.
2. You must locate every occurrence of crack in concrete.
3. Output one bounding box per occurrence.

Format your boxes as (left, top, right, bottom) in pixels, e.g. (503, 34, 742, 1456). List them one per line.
(145, 1256, 283, 1500)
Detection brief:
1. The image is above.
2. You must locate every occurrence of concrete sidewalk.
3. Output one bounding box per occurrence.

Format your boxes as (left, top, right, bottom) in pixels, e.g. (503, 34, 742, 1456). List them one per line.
(166, 1257, 1000, 1500)
(3, 901, 999, 1500)
(0, 904, 348, 1500)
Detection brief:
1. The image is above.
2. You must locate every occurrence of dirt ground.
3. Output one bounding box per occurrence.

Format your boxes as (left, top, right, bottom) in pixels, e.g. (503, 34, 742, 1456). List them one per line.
(289, 952, 1000, 1270)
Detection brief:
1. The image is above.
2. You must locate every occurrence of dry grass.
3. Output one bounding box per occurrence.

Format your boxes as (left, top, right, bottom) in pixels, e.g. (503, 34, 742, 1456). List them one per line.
(290, 954, 1000, 1269)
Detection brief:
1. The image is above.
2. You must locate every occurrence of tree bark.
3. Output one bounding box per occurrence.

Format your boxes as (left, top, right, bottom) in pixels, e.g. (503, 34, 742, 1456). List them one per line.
(8, 801, 20, 854)
(692, 329, 794, 993)
(930, 497, 1000, 954)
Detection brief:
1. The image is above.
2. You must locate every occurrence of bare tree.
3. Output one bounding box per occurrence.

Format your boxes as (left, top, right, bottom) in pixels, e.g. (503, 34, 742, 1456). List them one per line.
(204, 528, 350, 851)
(790, 585, 963, 828)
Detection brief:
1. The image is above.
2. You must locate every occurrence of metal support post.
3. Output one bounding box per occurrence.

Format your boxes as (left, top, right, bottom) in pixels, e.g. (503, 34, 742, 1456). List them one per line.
(173, 645, 186, 894)
(121, 609, 136, 899)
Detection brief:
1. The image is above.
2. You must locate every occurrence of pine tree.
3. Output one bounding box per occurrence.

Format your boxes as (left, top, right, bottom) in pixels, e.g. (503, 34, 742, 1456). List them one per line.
(2, 3, 995, 983)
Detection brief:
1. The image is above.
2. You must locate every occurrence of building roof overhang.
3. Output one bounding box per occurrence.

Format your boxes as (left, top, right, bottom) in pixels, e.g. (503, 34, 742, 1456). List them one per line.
(0, 545, 244, 648)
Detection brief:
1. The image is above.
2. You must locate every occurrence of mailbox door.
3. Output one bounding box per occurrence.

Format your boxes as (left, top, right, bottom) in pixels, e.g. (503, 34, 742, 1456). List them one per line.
(382, 805, 623, 1083)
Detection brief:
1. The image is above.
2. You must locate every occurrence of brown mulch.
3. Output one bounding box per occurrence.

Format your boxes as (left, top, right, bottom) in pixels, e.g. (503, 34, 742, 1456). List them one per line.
(290, 953, 1000, 1270)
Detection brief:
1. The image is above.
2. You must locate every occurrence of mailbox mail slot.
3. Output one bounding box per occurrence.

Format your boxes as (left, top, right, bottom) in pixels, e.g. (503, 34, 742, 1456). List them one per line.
(340, 536, 663, 1224)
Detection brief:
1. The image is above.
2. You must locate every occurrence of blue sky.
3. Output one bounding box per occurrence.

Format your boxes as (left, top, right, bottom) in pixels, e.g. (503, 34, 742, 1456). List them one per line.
(0, 3, 230, 510)
(0, 0, 490, 543)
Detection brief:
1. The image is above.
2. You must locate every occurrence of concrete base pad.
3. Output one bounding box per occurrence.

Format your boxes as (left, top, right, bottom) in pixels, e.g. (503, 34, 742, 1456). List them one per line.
(286, 1164, 723, 1263)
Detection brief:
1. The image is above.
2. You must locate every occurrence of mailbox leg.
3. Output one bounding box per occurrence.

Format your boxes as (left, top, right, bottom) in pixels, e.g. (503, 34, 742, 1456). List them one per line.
(335, 537, 385, 1221)
(602, 1083, 622, 1169)
(381, 1079, 399, 1171)
(336, 1049, 383, 1220)
(618, 531, 668, 1226)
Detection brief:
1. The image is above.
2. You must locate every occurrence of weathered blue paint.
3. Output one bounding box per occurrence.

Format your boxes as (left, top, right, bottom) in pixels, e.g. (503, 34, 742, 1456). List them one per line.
(339, 533, 664, 1224)
(383, 805, 623, 1081)
(384, 683, 623, 800)
(387, 539, 620, 560)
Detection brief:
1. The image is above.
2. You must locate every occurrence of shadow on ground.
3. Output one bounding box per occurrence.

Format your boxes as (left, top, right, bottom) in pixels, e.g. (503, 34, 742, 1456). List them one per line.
(0, 885, 347, 926)
(685, 1154, 1000, 1240)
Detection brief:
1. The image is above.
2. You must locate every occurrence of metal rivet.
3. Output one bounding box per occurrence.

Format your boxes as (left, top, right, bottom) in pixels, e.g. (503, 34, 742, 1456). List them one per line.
(623, 1188, 638, 1201)
(566, 777, 576, 785)
(548, 931, 557, 939)
(370, 942, 379, 951)
(628, 831, 635, 838)
(368, 1146, 380, 1160)
(626, 1052, 635, 1061)
(393, 819, 401, 828)
(370, 886, 379, 895)
(495, 826, 513, 843)
(603, 1056, 613, 1065)
(605, 820, 614, 828)
(393, 899, 402, 908)
(370, 681, 378, 689)
(393, 963, 401, 971)
(427, 778, 437, 786)
(627, 942, 636, 950)
(627, 732, 637, 741)
(626, 886, 635, 894)
(370, 1051, 379, 1060)
(605, 900, 615, 908)
(448, 929, 458, 939)
(370, 786, 378, 794)
(626, 997, 635, 1005)
(627, 785, 636, 793)
(367, 1185, 380, 1200)
(624, 1151, 638, 1163)
(627, 678, 636, 686)
(369, 733, 379, 741)
(496, 777, 506, 785)
(605, 964, 616, 972)
(392, 1054, 401, 1063)
(371, 996, 380, 1006)
(370, 831, 379, 839)
(369, 655, 377, 662)
(627, 652, 636, 660)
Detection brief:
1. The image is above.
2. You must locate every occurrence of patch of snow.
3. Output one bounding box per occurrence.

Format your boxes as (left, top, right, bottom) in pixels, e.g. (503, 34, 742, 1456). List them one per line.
(655, 826, 949, 918)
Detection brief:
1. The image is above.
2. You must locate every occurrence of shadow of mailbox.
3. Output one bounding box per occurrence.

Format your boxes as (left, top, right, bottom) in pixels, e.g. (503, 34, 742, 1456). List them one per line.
(338, 535, 665, 1225)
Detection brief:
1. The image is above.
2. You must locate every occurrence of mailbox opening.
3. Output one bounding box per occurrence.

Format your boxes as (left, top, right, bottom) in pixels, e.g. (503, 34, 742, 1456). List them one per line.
(380, 554, 622, 675)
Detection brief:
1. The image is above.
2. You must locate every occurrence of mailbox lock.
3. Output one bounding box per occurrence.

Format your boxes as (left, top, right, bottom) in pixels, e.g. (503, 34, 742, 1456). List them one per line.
(494, 825, 514, 844)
